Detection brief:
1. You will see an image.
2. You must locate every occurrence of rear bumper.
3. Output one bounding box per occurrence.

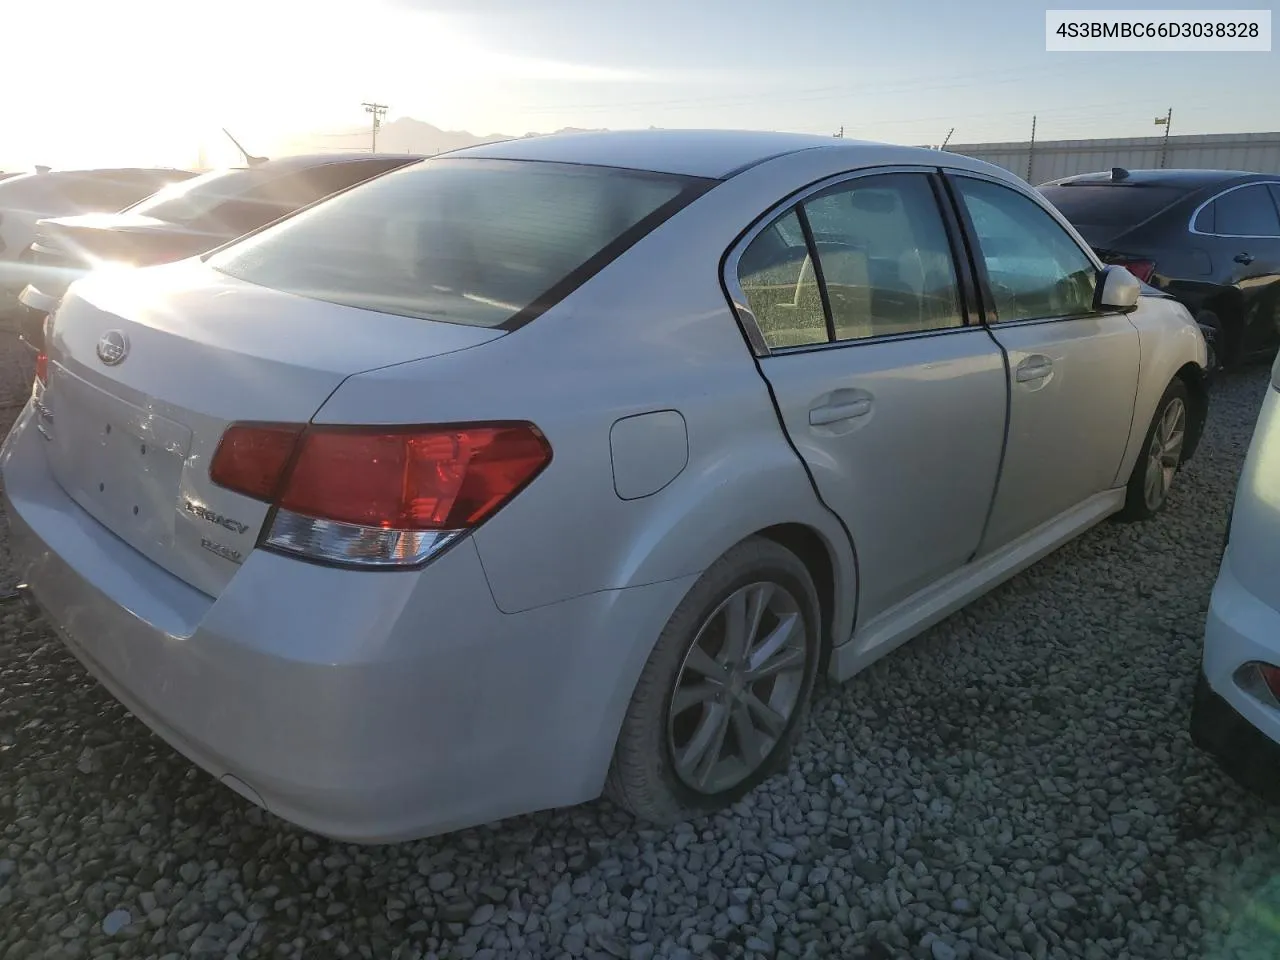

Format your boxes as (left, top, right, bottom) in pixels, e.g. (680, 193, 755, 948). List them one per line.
(1194, 551, 1280, 799)
(1191, 671, 1280, 801)
(1, 406, 691, 841)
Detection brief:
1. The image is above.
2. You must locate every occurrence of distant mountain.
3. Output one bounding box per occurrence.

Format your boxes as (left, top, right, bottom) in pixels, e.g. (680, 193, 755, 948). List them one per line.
(276, 117, 608, 158)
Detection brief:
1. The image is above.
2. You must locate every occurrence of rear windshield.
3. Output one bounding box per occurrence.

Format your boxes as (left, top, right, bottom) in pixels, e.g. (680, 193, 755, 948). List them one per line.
(125, 167, 268, 223)
(1038, 184, 1190, 226)
(208, 158, 710, 328)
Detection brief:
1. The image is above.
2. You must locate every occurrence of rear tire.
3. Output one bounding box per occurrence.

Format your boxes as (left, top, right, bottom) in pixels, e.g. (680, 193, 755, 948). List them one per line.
(605, 537, 821, 824)
(1116, 378, 1190, 523)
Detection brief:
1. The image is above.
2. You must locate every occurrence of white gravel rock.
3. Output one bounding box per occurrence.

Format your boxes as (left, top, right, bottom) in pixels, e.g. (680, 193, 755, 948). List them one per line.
(101, 909, 131, 936)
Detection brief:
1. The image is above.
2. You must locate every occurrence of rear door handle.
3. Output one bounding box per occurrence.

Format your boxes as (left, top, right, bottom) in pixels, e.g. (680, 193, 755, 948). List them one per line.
(1014, 355, 1054, 383)
(1234, 252, 1255, 265)
(809, 398, 872, 425)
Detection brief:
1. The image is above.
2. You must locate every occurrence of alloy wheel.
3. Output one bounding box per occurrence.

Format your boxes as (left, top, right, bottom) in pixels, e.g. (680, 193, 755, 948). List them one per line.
(1144, 396, 1186, 511)
(666, 581, 809, 795)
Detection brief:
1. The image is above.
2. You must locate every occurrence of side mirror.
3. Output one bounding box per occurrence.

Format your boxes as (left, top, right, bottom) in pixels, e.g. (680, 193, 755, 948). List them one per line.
(1096, 264, 1141, 312)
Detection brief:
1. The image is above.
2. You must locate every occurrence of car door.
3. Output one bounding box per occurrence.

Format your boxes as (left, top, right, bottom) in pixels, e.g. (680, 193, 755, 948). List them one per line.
(727, 169, 1009, 629)
(1193, 182, 1280, 357)
(946, 172, 1141, 554)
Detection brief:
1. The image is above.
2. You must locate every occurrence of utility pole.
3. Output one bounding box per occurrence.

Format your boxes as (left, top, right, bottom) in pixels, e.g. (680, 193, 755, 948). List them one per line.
(1026, 115, 1037, 182)
(1154, 108, 1172, 168)
(940, 127, 955, 151)
(363, 102, 389, 154)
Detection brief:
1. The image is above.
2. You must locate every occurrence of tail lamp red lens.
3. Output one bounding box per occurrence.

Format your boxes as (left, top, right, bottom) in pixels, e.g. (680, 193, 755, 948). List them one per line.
(1235, 661, 1280, 708)
(210, 424, 303, 500)
(1258, 664, 1280, 700)
(34, 352, 48, 385)
(1111, 259, 1156, 284)
(209, 422, 552, 563)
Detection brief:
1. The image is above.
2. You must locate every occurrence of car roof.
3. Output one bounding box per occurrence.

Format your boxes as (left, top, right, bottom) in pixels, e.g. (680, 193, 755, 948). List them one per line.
(26, 167, 193, 177)
(255, 153, 424, 173)
(1042, 169, 1261, 189)
(447, 129, 977, 180)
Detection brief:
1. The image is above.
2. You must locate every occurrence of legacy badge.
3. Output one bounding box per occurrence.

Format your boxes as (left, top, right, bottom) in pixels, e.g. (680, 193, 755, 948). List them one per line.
(184, 499, 249, 535)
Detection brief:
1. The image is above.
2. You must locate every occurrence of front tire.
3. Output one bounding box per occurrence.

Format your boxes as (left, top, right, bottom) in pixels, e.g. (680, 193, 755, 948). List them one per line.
(606, 537, 821, 824)
(1195, 310, 1222, 376)
(1117, 378, 1190, 522)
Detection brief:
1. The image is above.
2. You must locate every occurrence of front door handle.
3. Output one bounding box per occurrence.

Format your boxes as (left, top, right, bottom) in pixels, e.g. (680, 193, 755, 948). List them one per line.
(1014, 355, 1054, 383)
(809, 398, 872, 425)
(1234, 252, 1255, 265)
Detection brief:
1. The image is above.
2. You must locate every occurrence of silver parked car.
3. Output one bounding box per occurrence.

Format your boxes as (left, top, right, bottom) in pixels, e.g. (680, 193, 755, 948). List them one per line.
(1, 130, 1208, 842)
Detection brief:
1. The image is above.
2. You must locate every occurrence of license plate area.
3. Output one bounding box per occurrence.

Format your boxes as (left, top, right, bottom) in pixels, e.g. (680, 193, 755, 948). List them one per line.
(45, 365, 192, 549)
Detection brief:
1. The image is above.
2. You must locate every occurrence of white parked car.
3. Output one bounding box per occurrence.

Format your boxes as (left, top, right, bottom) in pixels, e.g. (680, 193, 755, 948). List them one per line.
(1192, 354, 1280, 797)
(1, 130, 1209, 842)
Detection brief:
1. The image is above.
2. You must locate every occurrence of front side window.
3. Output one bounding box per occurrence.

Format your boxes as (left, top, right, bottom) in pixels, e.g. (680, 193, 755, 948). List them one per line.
(211, 158, 706, 328)
(801, 174, 962, 340)
(1211, 184, 1280, 237)
(955, 177, 1097, 322)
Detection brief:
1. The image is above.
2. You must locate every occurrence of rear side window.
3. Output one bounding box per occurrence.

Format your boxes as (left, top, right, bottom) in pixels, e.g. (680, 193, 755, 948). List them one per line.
(737, 210, 828, 348)
(1194, 202, 1216, 233)
(737, 174, 963, 349)
(1210, 184, 1280, 237)
(1038, 184, 1188, 226)
(801, 174, 962, 340)
(210, 159, 708, 328)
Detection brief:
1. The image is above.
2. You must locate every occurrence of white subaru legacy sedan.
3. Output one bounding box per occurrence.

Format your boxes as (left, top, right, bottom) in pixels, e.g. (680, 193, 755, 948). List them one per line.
(1, 130, 1208, 842)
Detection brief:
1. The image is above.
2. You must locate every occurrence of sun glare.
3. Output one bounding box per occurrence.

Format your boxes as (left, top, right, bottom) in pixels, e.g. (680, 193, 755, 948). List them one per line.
(0, 0, 652, 171)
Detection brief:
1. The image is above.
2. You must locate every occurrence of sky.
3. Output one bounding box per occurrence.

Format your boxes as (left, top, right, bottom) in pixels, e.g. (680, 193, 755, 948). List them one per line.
(2, 0, 1277, 170)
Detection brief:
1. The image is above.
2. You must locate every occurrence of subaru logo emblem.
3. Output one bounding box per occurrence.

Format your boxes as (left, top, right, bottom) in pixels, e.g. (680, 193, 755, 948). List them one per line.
(96, 330, 129, 366)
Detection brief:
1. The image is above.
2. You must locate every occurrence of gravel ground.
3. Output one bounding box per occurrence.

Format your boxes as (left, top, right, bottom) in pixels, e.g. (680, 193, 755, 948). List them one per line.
(2, 336, 1279, 960)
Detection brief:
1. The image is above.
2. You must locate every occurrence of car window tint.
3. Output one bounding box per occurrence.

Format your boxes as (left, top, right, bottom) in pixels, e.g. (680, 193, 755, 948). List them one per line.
(1194, 201, 1216, 234)
(956, 177, 1097, 322)
(59, 175, 159, 213)
(301, 159, 416, 201)
(1213, 185, 1280, 237)
(1037, 184, 1187, 226)
(801, 174, 962, 340)
(211, 171, 323, 233)
(211, 158, 703, 328)
(126, 168, 269, 223)
(737, 210, 828, 348)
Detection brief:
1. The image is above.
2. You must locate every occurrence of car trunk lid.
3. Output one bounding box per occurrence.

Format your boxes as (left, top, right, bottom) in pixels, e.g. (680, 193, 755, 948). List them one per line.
(35, 214, 227, 271)
(39, 260, 503, 597)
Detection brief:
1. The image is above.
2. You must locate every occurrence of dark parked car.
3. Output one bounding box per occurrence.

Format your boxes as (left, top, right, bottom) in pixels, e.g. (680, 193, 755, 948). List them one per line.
(1, 166, 196, 305)
(14, 153, 423, 347)
(1039, 168, 1280, 370)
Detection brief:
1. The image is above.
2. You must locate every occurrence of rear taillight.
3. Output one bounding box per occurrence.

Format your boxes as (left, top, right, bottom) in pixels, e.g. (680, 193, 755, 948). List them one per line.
(34, 352, 47, 386)
(210, 422, 552, 567)
(1109, 258, 1157, 284)
(1234, 661, 1280, 708)
(210, 423, 304, 500)
(1257, 664, 1280, 699)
